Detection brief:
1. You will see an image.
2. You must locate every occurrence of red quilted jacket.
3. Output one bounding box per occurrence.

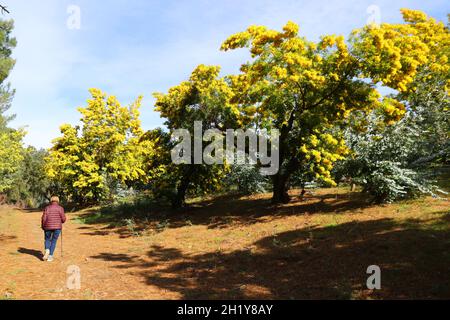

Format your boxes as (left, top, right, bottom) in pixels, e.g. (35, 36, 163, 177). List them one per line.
(41, 203, 66, 230)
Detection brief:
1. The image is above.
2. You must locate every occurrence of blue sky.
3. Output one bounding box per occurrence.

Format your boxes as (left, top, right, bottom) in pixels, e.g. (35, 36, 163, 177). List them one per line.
(4, 0, 449, 149)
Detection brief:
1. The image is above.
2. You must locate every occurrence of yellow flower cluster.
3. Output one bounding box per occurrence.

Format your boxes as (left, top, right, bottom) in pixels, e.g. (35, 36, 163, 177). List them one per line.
(380, 98, 406, 124)
(319, 35, 336, 50)
(282, 21, 299, 37)
(355, 9, 449, 93)
(303, 70, 326, 87)
(282, 38, 305, 52)
(401, 8, 428, 23)
(299, 133, 349, 186)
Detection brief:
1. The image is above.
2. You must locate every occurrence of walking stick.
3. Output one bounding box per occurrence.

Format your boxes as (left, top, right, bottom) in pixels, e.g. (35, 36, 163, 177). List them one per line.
(61, 229, 63, 258)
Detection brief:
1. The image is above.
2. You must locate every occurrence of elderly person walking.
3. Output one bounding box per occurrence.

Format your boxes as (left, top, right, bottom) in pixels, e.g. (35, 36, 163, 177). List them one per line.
(41, 196, 66, 262)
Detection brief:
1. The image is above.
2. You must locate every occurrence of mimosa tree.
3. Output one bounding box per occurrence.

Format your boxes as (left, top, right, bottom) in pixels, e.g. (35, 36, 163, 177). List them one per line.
(220, 9, 448, 203)
(46, 89, 155, 203)
(153, 65, 240, 208)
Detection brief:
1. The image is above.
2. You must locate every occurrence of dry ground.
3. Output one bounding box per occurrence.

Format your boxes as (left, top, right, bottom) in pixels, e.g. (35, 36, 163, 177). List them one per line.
(0, 188, 449, 300)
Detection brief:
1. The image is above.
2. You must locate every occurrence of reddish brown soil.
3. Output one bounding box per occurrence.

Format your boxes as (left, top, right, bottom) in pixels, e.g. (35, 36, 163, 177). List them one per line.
(1, 189, 449, 300)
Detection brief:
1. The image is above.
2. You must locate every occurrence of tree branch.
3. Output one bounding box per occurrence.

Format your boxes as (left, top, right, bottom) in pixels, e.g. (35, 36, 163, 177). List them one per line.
(410, 149, 448, 167)
(0, 4, 9, 14)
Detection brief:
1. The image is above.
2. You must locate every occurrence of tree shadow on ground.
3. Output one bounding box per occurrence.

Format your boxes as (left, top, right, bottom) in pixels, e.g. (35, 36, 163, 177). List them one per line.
(0, 234, 17, 242)
(78, 190, 373, 236)
(17, 247, 43, 261)
(91, 253, 140, 262)
(17, 208, 43, 214)
(91, 215, 450, 299)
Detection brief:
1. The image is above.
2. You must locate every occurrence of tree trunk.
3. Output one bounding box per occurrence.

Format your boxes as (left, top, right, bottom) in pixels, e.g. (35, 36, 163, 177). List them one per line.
(272, 172, 291, 204)
(271, 126, 290, 204)
(171, 166, 194, 209)
(271, 153, 300, 204)
(172, 182, 188, 209)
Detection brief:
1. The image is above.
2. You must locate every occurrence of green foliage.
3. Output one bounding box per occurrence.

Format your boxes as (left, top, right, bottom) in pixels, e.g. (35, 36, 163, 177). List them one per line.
(398, 72, 449, 164)
(0, 127, 24, 193)
(359, 161, 434, 203)
(6, 147, 50, 207)
(0, 19, 16, 84)
(0, 18, 23, 197)
(0, 84, 15, 127)
(334, 70, 449, 202)
(224, 161, 270, 195)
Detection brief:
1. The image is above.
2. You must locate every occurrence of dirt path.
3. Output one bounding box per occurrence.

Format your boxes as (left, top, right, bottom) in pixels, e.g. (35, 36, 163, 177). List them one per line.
(0, 207, 179, 299)
(1, 191, 449, 300)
